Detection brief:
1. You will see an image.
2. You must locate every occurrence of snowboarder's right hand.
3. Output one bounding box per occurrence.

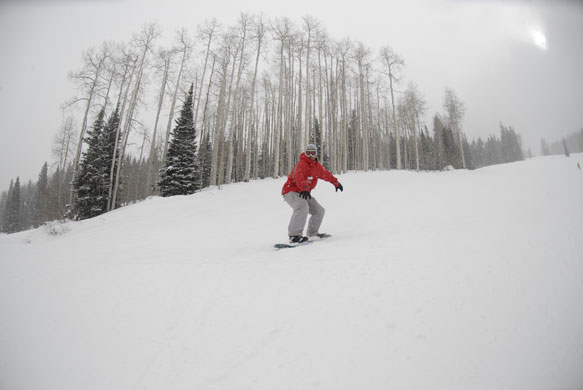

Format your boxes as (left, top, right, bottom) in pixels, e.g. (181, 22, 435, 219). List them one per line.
(299, 191, 311, 199)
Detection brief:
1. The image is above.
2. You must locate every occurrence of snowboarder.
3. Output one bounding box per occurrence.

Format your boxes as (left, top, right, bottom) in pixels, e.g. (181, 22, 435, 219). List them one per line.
(282, 144, 343, 244)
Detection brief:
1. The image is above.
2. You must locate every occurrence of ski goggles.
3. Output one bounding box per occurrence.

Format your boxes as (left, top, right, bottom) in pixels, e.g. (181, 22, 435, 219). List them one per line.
(306, 150, 317, 156)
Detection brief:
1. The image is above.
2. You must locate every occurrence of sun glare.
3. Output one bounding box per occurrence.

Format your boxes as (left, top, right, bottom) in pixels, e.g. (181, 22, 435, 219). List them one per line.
(531, 29, 547, 50)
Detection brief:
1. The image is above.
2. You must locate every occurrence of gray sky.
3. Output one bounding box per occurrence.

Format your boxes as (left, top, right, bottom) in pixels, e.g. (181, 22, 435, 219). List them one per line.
(0, 0, 581, 191)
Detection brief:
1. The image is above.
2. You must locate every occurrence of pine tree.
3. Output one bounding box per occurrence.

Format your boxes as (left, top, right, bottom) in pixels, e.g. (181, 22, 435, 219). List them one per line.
(2, 178, 22, 233)
(73, 108, 106, 220)
(420, 128, 434, 170)
(32, 162, 50, 227)
(159, 84, 200, 197)
(563, 138, 570, 157)
(442, 127, 461, 168)
(198, 131, 213, 189)
(541, 138, 551, 156)
(1, 180, 13, 233)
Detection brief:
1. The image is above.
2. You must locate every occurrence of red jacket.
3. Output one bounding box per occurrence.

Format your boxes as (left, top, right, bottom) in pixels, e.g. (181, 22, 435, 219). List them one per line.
(282, 153, 340, 195)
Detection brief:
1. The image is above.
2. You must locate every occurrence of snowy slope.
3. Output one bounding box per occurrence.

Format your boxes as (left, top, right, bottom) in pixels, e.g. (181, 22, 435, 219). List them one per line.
(1, 155, 582, 390)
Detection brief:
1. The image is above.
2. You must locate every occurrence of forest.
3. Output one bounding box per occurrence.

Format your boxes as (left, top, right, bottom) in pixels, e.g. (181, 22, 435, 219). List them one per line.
(4, 15, 577, 234)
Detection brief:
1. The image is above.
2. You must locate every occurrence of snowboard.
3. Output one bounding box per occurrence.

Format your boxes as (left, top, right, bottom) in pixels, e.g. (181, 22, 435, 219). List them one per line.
(273, 233, 332, 249)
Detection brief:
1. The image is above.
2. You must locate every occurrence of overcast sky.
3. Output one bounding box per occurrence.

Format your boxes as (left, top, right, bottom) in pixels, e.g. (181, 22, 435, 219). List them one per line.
(0, 0, 581, 192)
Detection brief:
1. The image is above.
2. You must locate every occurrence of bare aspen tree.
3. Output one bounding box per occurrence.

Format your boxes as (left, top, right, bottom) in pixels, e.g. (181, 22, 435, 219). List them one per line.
(302, 16, 318, 149)
(195, 19, 220, 127)
(135, 123, 150, 200)
(200, 54, 217, 143)
(296, 35, 304, 159)
(398, 101, 410, 169)
(52, 116, 76, 173)
(272, 18, 292, 178)
(404, 82, 427, 172)
(443, 87, 466, 169)
(355, 42, 370, 171)
(197, 54, 217, 191)
(284, 21, 297, 174)
(225, 14, 250, 185)
(252, 97, 262, 179)
(365, 61, 376, 171)
(261, 75, 274, 178)
(101, 48, 119, 111)
(106, 46, 138, 211)
(338, 38, 351, 173)
(316, 31, 326, 157)
(217, 31, 241, 187)
(67, 42, 111, 205)
(383, 96, 392, 167)
(331, 50, 340, 171)
(323, 43, 330, 164)
(145, 48, 174, 194)
(209, 33, 235, 186)
(244, 15, 265, 182)
(111, 22, 160, 210)
(51, 116, 76, 217)
(375, 82, 384, 169)
(379, 45, 404, 169)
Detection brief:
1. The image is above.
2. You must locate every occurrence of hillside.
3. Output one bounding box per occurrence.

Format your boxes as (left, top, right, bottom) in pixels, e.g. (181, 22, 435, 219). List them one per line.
(1, 155, 582, 390)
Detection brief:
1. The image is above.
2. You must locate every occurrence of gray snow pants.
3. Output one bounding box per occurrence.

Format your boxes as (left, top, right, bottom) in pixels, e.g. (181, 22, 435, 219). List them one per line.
(283, 192, 325, 237)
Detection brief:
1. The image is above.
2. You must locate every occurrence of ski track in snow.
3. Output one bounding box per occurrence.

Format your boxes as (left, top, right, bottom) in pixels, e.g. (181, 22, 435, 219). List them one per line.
(1, 155, 582, 390)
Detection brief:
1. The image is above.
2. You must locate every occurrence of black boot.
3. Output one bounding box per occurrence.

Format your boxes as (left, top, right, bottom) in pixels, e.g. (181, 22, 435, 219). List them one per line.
(289, 235, 309, 244)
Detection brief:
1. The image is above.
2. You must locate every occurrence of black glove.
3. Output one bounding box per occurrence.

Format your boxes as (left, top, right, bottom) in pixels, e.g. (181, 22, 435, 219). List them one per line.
(299, 190, 311, 199)
(335, 183, 343, 192)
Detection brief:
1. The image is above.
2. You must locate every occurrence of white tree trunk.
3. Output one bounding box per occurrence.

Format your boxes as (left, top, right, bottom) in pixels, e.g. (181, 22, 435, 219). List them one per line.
(244, 17, 264, 182)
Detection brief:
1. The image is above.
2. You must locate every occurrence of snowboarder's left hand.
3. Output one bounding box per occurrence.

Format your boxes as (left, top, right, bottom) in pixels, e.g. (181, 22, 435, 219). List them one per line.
(336, 183, 343, 192)
(300, 191, 312, 199)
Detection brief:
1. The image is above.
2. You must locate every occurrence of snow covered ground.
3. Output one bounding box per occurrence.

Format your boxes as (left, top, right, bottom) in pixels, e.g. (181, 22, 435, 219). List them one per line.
(1, 154, 582, 390)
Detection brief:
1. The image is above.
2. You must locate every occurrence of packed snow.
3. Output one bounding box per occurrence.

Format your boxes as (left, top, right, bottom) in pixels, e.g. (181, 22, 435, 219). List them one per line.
(1, 155, 582, 390)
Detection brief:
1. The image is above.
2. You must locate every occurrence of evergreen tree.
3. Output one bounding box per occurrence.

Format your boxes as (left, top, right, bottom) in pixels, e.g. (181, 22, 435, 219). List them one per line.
(73, 108, 106, 220)
(32, 162, 50, 227)
(0, 190, 7, 230)
(1, 180, 13, 233)
(72, 106, 122, 220)
(499, 123, 524, 163)
(508, 126, 524, 162)
(563, 138, 570, 157)
(311, 118, 329, 168)
(159, 84, 200, 197)
(419, 128, 434, 170)
(471, 138, 486, 168)
(462, 134, 474, 170)
(442, 127, 461, 168)
(198, 131, 213, 188)
(485, 134, 502, 165)
(2, 178, 21, 233)
(541, 138, 551, 156)
(311, 117, 323, 154)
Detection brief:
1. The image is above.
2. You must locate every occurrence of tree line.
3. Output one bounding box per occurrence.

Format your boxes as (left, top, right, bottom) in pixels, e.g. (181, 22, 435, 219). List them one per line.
(1, 15, 529, 233)
(541, 129, 583, 157)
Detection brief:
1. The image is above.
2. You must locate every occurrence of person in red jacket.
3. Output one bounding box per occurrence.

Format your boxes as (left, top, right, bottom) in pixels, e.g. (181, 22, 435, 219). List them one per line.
(282, 144, 343, 243)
